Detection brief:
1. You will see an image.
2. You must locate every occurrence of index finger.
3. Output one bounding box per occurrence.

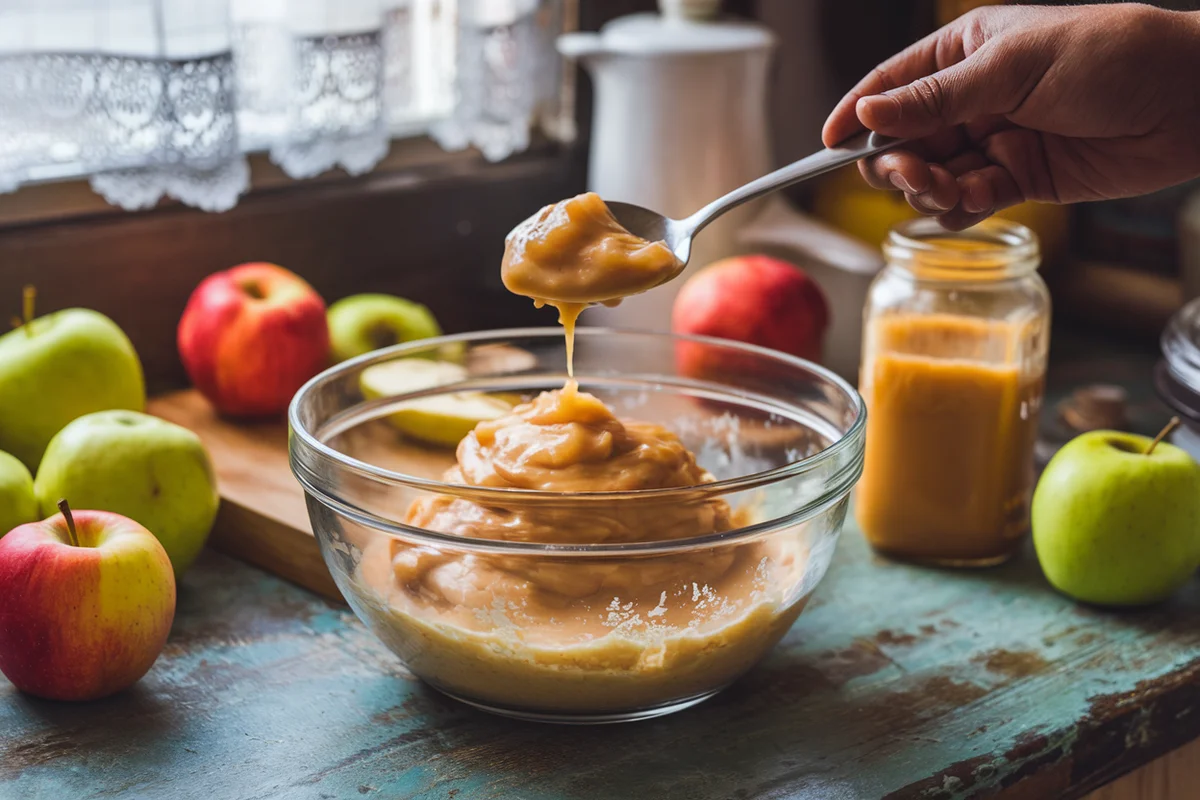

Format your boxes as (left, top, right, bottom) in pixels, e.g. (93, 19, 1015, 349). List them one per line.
(822, 24, 970, 147)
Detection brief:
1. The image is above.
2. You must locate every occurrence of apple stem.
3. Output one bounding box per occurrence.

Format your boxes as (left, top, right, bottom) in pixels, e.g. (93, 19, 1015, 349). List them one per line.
(57, 499, 80, 548)
(1145, 417, 1181, 456)
(21, 285, 34, 337)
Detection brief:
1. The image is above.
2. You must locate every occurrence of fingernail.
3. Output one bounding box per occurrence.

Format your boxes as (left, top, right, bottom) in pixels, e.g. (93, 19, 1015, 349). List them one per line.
(889, 173, 916, 194)
(961, 185, 991, 215)
(915, 192, 950, 212)
(860, 95, 901, 127)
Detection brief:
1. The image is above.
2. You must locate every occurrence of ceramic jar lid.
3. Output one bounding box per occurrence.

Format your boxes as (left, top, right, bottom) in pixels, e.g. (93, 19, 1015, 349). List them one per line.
(590, 11, 774, 55)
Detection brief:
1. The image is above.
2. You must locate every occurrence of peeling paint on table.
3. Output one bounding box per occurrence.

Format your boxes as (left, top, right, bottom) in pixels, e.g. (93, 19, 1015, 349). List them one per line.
(2, 329, 1197, 800)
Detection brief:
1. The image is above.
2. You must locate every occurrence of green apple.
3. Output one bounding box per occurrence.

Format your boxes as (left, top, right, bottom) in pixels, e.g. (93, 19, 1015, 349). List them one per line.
(0, 450, 37, 536)
(360, 358, 512, 447)
(34, 411, 219, 577)
(328, 293, 444, 363)
(1032, 423, 1200, 606)
(0, 294, 145, 470)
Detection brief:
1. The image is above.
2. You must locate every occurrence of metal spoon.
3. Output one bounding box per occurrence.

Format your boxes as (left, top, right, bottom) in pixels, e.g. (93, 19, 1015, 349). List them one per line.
(609, 131, 906, 272)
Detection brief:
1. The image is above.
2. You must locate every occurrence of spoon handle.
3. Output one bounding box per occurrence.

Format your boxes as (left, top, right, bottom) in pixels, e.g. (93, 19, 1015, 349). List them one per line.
(683, 131, 906, 236)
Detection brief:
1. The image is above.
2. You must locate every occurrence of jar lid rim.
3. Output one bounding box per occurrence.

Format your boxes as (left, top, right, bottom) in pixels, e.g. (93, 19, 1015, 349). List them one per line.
(883, 217, 1040, 279)
(885, 217, 1039, 258)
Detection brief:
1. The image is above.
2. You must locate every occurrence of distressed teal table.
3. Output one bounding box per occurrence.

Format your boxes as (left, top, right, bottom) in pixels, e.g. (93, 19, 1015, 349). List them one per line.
(3, 330, 1199, 800)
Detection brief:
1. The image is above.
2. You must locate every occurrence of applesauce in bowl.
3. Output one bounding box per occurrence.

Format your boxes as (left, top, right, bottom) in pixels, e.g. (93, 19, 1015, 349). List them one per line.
(290, 328, 864, 722)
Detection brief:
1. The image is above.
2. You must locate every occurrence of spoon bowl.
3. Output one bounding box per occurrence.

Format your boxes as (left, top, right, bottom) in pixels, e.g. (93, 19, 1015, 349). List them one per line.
(606, 201, 692, 266)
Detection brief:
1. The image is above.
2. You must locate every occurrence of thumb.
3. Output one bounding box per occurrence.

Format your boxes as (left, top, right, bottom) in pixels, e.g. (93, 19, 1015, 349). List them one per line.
(856, 49, 1029, 138)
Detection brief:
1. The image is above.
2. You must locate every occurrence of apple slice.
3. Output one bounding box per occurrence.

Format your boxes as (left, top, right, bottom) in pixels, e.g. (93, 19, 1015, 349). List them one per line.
(360, 359, 512, 447)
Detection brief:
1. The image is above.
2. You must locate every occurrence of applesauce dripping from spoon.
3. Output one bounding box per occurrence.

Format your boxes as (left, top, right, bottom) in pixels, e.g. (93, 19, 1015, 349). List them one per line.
(533, 300, 586, 379)
(501, 192, 683, 378)
(560, 303, 582, 378)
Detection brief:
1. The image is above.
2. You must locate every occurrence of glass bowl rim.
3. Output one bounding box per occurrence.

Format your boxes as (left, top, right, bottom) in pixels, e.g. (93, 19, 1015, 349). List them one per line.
(289, 325, 866, 498)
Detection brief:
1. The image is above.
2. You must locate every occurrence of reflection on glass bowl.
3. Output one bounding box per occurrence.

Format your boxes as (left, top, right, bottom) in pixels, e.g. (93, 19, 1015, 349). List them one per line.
(290, 329, 865, 723)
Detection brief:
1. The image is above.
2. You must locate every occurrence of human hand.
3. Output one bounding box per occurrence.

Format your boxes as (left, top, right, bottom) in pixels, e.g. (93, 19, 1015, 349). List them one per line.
(822, 3, 1200, 229)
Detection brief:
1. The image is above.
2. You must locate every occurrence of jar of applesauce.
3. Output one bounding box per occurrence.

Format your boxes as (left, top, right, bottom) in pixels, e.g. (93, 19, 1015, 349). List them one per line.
(856, 218, 1051, 566)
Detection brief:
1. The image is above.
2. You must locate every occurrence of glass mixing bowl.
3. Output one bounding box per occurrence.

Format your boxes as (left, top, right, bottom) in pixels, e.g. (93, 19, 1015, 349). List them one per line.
(289, 329, 865, 723)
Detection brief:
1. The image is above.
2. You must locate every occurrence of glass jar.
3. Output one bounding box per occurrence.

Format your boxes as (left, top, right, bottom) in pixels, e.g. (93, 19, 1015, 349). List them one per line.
(855, 218, 1051, 566)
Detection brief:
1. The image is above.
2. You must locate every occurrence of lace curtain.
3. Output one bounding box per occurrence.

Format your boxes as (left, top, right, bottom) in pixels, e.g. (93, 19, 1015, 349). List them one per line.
(0, 0, 573, 212)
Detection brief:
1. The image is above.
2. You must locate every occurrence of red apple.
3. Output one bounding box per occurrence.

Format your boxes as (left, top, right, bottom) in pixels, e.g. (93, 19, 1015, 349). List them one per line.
(0, 502, 175, 701)
(671, 256, 830, 378)
(178, 263, 329, 417)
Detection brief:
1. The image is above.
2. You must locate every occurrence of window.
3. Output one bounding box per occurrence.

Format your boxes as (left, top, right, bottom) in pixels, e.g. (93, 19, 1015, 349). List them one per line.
(0, 0, 575, 210)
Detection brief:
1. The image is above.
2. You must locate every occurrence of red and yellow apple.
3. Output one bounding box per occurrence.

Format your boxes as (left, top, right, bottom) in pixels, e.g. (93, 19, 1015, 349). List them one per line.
(0, 502, 176, 701)
(178, 263, 329, 417)
(671, 256, 830, 377)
